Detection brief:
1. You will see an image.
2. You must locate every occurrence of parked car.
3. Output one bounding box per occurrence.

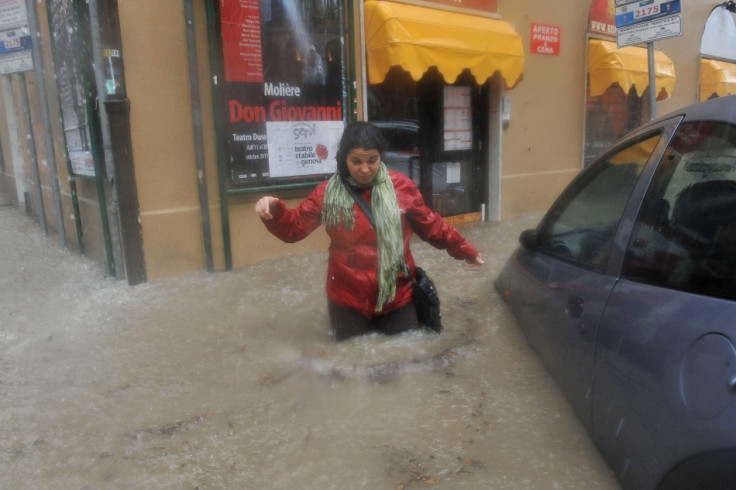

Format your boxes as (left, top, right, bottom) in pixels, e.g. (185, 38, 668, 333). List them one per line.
(495, 95, 736, 490)
(373, 119, 422, 182)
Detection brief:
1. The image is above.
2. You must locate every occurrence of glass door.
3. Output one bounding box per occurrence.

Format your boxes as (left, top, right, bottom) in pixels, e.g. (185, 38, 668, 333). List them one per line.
(368, 67, 485, 217)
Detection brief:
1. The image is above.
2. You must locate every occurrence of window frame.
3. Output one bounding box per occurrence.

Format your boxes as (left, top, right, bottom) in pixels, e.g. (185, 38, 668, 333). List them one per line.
(533, 116, 684, 276)
(622, 120, 736, 301)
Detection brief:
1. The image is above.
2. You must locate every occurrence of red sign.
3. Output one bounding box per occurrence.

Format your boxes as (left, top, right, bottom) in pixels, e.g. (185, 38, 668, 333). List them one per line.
(589, 0, 617, 40)
(221, 0, 263, 82)
(530, 23, 561, 56)
(419, 0, 497, 14)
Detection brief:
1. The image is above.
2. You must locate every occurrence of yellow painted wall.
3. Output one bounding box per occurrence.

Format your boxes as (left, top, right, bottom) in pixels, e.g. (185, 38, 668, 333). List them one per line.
(54, 0, 715, 280)
(498, 1, 594, 218)
(117, 1, 208, 280)
(656, 3, 712, 115)
(497, 1, 714, 219)
(117, 1, 328, 280)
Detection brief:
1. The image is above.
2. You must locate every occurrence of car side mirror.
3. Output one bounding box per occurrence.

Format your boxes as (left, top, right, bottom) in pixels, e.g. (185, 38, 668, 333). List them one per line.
(519, 229, 538, 252)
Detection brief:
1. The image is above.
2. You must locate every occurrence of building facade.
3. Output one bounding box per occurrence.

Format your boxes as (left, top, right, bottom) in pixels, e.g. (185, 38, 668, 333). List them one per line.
(0, 0, 729, 282)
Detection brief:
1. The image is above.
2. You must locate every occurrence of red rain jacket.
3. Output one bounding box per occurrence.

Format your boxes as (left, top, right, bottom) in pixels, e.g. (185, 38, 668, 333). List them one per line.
(263, 171, 479, 317)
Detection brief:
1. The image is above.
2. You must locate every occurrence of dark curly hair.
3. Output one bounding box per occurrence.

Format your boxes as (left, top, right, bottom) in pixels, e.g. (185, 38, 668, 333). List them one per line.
(335, 121, 387, 177)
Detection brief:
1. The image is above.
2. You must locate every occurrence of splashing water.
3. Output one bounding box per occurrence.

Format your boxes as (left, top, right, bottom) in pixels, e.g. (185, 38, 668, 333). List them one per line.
(0, 207, 619, 489)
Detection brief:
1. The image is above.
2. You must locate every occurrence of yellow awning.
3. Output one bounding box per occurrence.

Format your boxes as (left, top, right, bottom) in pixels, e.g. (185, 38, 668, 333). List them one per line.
(700, 59, 736, 101)
(364, 0, 524, 87)
(587, 39, 676, 99)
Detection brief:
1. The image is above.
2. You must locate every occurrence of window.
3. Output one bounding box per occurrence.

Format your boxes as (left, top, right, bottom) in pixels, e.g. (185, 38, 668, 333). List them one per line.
(538, 133, 659, 272)
(623, 122, 736, 300)
(584, 83, 651, 166)
(48, 0, 95, 177)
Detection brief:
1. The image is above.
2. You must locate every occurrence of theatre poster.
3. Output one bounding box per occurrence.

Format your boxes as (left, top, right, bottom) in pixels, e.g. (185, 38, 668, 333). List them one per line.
(219, 0, 347, 186)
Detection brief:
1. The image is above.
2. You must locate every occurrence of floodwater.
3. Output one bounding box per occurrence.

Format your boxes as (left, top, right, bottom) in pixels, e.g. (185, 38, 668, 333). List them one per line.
(0, 205, 621, 489)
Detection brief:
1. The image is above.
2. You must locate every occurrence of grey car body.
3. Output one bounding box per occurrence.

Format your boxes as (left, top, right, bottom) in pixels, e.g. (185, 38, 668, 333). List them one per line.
(495, 96, 736, 490)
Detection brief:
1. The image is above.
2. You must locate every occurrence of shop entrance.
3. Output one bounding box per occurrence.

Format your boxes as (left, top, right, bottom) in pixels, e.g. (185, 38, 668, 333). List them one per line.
(368, 67, 488, 217)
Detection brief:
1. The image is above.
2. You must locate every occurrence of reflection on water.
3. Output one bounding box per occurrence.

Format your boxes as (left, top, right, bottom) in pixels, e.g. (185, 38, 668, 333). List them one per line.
(0, 208, 619, 489)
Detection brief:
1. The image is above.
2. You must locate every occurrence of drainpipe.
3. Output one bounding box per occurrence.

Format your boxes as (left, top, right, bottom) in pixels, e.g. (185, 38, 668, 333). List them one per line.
(26, 0, 66, 247)
(184, 0, 214, 272)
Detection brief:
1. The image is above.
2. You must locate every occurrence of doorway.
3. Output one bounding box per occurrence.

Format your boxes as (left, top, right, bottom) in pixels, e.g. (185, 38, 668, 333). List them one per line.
(368, 67, 488, 217)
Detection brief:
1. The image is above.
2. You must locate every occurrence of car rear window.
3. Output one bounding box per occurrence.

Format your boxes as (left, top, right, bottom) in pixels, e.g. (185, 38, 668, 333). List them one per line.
(623, 121, 736, 300)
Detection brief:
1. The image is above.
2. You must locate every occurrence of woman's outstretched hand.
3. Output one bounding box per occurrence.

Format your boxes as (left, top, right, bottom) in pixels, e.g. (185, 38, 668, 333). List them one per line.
(255, 196, 280, 220)
(465, 254, 485, 271)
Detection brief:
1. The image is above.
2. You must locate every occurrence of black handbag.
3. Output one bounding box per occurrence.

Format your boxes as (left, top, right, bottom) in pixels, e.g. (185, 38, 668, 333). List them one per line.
(344, 180, 442, 333)
(412, 266, 442, 332)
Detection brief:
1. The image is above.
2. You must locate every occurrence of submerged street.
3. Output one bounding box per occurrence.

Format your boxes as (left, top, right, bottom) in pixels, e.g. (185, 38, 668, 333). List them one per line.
(0, 205, 620, 489)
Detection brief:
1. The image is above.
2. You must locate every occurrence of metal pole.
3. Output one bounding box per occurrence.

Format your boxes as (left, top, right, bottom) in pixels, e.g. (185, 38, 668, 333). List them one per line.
(88, 0, 124, 274)
(204, 0, 233, 270)
(18, 72, 47, 234)
(184, 0, 214, 272)
(26, 0, 66, 247)
(347, 0, 358, 122)
(648, 41, 657, 121)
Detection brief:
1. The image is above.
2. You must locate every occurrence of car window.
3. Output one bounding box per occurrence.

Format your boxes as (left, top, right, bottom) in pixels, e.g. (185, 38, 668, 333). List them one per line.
(374, 121, 419, 153)
(623, 122, 736, 300)
(537, 133, 659, 272)
(384, 128, 418, 153)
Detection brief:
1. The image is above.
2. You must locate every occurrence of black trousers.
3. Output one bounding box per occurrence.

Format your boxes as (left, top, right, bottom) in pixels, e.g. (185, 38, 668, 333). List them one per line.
(327, 299, 419, 341)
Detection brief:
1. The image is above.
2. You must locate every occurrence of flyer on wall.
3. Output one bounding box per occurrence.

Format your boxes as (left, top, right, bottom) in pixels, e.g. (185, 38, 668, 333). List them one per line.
(220, 0, 346, 186)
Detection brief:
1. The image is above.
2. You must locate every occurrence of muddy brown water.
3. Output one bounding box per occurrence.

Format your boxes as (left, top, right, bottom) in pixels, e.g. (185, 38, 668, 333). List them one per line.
(0, 207, 620, 489)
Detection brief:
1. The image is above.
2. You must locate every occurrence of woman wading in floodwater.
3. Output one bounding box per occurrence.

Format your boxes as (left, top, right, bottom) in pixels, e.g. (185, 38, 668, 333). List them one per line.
(255, 121, 483, 340)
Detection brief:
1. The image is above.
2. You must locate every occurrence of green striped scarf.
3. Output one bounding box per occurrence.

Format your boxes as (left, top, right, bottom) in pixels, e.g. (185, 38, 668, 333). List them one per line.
(322, 163, 408, 312)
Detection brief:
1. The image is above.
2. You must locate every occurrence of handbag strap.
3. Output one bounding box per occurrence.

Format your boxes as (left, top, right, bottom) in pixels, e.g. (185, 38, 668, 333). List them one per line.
(341, 178, 417, 282)
(342, 178, 375, 227)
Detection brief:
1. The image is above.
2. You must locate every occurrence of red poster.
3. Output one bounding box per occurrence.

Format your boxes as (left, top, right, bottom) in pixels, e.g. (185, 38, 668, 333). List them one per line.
(219, 0, 347, 186)
(589, 0, 616, 40)
(530, 23, 561, 56)
(221, 0, 263, 82)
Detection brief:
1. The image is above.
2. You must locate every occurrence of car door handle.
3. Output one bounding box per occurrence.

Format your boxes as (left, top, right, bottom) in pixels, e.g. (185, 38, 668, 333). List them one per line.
(567, 295, 584, 319)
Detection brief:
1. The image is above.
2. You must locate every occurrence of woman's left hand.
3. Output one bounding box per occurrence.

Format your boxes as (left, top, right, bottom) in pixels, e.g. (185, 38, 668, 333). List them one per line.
(465, 254, 484, 271)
